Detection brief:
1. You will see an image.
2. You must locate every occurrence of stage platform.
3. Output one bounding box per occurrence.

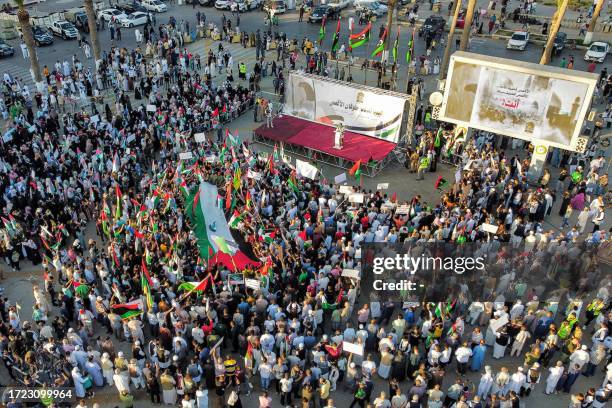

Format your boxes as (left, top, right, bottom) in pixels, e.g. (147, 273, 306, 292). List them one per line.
(253, 116, 400, 177)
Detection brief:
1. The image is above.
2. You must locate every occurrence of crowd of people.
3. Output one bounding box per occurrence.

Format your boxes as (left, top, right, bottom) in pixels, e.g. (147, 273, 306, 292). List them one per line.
(0, 4, 610, 408)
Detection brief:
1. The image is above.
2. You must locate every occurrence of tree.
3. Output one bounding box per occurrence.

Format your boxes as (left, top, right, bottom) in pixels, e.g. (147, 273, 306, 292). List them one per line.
(540, 0, 569, 64)
(84, 0, 101, 67)
(383, 0, 397, 63)
(584, 0, 605, 45)
(459, 0, 476, 51)
(440, 0, 462, 79)
(15, 0, 42, 86)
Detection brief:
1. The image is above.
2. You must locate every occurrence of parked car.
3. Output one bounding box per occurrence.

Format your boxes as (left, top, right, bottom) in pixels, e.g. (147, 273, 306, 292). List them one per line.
(263, 0, 286, 13)
(98, 8, 128, 22)
(308, 5, 331, 23)
(32, 26, 54, 46)
(506, 31, 529, 50)
(552, 32, 567, 54)
(116, 3, 148, 14)
(120, 11, 149, 27)
(65, 9, 89, 32)
(229, 0, 260, 12)
(186, 0, 213, 4)
(328, 0, 350, 10)
(48, 21, 78, 40)
(363, 2, 386, 16)
(140, 0, 168, 12)
(584, 41, 609, 63)
(215, 0, 231, 9)
(418, 15, 445, 37)
(0, 40, 14, 57)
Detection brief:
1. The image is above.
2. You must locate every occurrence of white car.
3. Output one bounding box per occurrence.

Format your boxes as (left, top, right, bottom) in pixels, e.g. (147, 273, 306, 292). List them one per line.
(328, 0, 350, 9)
(506, 31, 529, 50)
(215, 0, 230, 8)
(140, 0, 168, 12)
(120, 12, 149, 27)
(584, 41, 609, 63)
(230, 0, 261, 11)
(98, 8, 128, 22)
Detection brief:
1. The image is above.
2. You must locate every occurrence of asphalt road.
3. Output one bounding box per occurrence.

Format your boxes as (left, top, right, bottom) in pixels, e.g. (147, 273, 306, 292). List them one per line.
(1, 0, 609, 87)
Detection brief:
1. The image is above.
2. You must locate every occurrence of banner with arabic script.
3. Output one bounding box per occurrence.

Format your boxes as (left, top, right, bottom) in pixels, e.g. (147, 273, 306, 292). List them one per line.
(285, 72, 408, 143)
(441, 53, 598, 150)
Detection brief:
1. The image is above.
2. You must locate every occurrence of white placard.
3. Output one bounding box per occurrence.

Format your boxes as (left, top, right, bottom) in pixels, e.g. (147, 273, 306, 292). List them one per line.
(210, 336, 224, 353)
(205, 155, 218, 163)
(247, 169, 262, 180)
(348, 193, 364, 203)
(194, 132, 206, 143)
(395, 205, 411, 215)
(463, 159, 473, 171)
(179, 152, 194, 160)
(342, 269, 361, 280)
(296, 159, 318, 180)
(376, 183, 389, 190)
(481, 223, 499, 234)
(334, 172, 347, 184)
(342, 341, 364, 356)
(245, 278, 260, 290)
(355, 248, 361, 259)
(146, 104, 156, 112)
(339, 185, 354, 195)
(489, 314, 509, 333)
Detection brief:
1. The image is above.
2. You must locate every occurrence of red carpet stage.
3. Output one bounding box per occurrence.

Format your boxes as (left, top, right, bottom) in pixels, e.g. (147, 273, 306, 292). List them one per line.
(253, 116, 399, 176)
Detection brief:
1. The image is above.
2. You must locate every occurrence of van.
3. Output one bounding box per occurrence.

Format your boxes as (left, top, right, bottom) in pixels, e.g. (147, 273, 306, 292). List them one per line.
(264, 0, 286, 13)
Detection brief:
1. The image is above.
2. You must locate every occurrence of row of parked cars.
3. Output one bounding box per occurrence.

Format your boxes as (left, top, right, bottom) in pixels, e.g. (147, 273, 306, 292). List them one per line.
(506, 30, 609, 63)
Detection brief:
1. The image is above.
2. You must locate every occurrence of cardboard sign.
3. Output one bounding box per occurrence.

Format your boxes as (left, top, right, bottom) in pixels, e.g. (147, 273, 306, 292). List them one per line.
(343, 341, 364, 356)
(179, 152, 194, 160)
(247, 169, 262, 180)
(146, 104, 157, 112)
(376, 183, 389, 190)
(296, 159, 318, 180)
(339, 185, 354, 195)
(205, 155, 218, 163)
(341, 269, 361, 280)
(334, 172, 347, 184)
(481, 223, 499, 234)
(489, 314, 509, 333)
(395, 205, 411, 215)
(348, 193, 364, 204)
(245, 278, 260, 290)
(194, 132, 207, 143)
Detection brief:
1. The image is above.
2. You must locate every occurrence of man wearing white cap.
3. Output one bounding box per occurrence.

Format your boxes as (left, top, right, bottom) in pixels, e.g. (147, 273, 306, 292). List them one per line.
(569, 345, 590, 370)
(508, 366, 526, 394)
(545, 361, 565, 394)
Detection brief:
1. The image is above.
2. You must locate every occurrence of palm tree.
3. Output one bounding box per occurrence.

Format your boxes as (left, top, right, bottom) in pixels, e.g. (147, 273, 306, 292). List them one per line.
(440, 0, 462, 79)
(584, 0, 605, 45)
(459, 0, 477, 51)
(540, 0, 569, 64)
(15, 0, 42, 86)
(84, 0, 101, 66)
(383, 0, 397, 63)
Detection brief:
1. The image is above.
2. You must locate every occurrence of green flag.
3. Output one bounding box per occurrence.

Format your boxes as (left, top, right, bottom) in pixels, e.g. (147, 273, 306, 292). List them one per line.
(318, 16, 327, 45)
(331, 20, 341, 52)
(406, 29, 414, 63)
(392, 28, 400, 62)
(349, 22, 371, 50)
(371, 27, 387, 58)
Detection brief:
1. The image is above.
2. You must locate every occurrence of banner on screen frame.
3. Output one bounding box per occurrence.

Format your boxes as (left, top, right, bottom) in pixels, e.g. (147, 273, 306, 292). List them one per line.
(284, 72, 409, 143)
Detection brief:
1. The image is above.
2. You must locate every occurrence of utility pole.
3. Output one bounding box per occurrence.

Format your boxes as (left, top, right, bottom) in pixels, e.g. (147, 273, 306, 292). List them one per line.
(459, 0, 476, 51)
(584, 0, 605, 45)
(440, 0, 462, 80)
(540, 0, 568, 65)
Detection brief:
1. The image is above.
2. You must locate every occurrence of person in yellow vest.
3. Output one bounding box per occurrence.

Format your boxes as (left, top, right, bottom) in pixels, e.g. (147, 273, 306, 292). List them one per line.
(558, 313, 578, 341)
(584, 298, 606, 328)
(417, 155, 430, 180)
(238, 62, 247, 80)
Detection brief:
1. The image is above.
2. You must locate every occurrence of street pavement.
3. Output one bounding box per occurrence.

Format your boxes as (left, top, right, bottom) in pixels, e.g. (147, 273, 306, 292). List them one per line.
(0, 1, 610, 407)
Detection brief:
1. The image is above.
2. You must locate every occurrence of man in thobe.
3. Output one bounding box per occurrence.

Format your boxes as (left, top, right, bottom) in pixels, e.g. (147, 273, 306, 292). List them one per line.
(569, 345, 590, 370)
(113, 368, 131, 394)
(508, 367, 526, 394)
(85, 355, 104, 387)
(545, 361, 565, 394)
(455, 342, 472, 375)
(510, 325, 531, 356)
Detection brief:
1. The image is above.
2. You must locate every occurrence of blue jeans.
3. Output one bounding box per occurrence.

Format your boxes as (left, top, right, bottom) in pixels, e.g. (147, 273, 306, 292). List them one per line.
(261, 376, 270, 390)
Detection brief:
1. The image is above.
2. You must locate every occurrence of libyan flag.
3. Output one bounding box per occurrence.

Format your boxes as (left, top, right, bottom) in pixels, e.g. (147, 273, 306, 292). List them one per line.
(178, 276, 211, 292)
(318, 16, 327, 45)
(349, 22, 371, 50)
(331, 20, 341, 52)
(112, 299, 144, 319)
(371, 27, 388, 58)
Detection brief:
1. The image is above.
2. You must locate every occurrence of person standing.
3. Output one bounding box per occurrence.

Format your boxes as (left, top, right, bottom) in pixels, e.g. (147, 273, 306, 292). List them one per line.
(545, 361, 565, 394)
(20, 41, 28, 59)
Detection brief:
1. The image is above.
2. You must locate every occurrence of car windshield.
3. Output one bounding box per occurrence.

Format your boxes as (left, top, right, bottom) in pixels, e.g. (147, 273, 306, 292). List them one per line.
(151, 0, 162, 4)
(511, 33, 526, 40)
(59, 23, 70, 29)
(314, 7, 326, 12)
(590, 44, 606, 52)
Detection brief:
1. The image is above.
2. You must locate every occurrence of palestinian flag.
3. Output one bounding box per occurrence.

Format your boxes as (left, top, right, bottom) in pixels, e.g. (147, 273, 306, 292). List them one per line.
(349, 160, 362, 181)
(245, 190, 252, 209)
(112, 299, 144, 320)
(73, 281, 90, 298)
(211, 235, 236, 255)
(141, 258, 153, 286)
(178, 276, 211, 293)
(179, 180, 189, 197)
(259, 230, 276, 244)
(434, 302, 443, 318)
(406, 28, 415, 63)
(371, 27, 388, 58)
(228, 210, 244, 229)
(331, 20, 341, 52)
(318, 16, 327, 46)
(115, 185, 122, 220)
(287, 177, 299, 193)
(435, 175, 448, 190)
(392, 27, 400, 62)
(349, 22, 371, 50)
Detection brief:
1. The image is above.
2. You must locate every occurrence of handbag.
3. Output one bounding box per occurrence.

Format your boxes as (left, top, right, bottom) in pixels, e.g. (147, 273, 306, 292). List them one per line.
(228, 390, 239, 406)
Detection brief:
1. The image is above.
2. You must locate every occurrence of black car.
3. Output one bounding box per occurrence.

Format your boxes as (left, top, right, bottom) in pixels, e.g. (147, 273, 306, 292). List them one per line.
(553, 32, 567, 55)
(0, 41, 14, 57)
(308, 5, 331, 23)
(116, 3, 148, 14)
(418, 14, 446, 37)
(32, 26, 54, 46)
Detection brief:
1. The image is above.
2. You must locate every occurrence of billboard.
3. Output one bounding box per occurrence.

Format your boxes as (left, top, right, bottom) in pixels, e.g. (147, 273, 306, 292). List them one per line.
(440, 52, 598, 150)
(284, 72, 409, 143)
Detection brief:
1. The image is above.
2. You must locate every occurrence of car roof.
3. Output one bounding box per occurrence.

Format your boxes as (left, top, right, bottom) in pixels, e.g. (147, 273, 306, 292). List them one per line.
(591, 41, 607, 46)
